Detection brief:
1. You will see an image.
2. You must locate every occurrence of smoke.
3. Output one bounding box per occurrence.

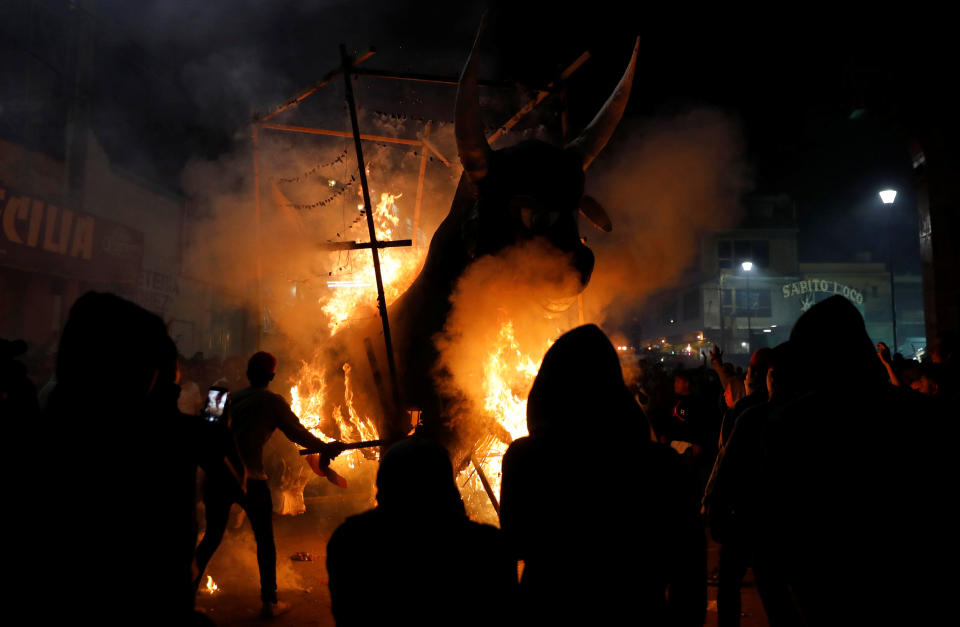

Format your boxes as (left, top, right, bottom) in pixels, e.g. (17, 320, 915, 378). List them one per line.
(432, 108, 749, 445)
(178, 105, 460, 358)
(582, 108, 751, 326)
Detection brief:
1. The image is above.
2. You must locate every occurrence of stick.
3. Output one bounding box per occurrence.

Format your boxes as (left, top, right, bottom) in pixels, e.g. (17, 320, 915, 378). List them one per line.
(298, 440, 385, 455)
(470, 453, 501, 517)
(257, 50, 376, 122)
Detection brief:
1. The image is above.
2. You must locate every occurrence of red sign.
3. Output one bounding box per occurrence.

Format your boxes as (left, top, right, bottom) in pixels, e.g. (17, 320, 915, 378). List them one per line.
(0, 183, 143, 282)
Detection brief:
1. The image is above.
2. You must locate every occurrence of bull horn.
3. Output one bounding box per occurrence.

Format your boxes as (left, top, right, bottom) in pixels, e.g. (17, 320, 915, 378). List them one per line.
(455, 18, 492, 183)
(566, 37, 639, 171)
(580, 195, 613, 232)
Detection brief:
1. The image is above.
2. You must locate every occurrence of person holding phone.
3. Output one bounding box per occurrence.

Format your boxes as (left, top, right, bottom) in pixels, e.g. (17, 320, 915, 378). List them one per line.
(195, 351, 344, 618)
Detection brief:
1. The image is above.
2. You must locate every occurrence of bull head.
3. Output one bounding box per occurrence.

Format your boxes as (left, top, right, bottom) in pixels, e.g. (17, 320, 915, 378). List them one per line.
(455, 24, 638, 291)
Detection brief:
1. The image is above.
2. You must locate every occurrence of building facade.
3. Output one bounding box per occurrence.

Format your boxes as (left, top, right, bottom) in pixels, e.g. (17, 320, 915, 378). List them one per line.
(637, 196, 925, 361)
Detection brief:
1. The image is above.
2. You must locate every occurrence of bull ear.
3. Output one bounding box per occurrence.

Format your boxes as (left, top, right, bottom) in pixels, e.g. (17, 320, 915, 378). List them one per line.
(566, 38, 639, 171)
(455, 17, 492, 183)
(580, 195, 613, 232)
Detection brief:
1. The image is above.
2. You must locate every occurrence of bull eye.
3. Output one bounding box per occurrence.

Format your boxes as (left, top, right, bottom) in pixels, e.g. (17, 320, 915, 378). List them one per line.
(509, 195, 540, 230)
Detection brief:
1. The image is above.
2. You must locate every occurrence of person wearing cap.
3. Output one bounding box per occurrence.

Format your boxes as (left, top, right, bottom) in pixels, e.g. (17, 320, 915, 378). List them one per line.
(194, 351, 343, 618)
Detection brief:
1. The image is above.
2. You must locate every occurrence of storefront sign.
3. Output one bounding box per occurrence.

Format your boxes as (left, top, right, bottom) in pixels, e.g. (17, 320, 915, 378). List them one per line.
(781, 278, 864, 305)
(0, 183, 143, 282)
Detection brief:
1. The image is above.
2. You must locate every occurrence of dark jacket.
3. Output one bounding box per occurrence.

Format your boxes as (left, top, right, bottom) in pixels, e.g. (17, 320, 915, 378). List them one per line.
(500, 325, 705, 625)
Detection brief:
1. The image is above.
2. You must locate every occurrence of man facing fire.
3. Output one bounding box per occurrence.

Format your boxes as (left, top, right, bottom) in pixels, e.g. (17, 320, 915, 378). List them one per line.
(194, 351, 344, 618)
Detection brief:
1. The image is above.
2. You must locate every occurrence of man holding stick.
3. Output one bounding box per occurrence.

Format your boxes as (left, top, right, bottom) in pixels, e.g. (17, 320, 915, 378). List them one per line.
(195, 351, 345, 618)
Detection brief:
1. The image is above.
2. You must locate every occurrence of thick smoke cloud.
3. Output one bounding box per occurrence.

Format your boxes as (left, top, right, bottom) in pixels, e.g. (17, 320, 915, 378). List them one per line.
(582, 109, 750, 325)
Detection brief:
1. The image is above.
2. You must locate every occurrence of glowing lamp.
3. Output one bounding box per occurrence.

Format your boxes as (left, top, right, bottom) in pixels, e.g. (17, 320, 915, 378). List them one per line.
(879, 189, 897, 204)
(741, 261, 753, 272)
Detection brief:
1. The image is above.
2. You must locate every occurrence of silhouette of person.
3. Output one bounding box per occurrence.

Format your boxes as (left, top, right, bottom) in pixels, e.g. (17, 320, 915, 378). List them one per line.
(194, 351, 343, 618)
(707, 341, 802, 627)
(326, 437, 517, 626)
(31, 292, 209, 624)
(750, 296, 950, 625)
(500, 324, 705, 625)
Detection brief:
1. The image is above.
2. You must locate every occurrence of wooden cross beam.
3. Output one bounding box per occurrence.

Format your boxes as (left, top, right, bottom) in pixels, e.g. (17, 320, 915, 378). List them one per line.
(322, 239, 412, 251)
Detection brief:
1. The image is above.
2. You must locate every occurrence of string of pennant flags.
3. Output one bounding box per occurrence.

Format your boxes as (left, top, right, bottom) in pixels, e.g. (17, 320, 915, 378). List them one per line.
(288, 174, 358, 209)
(271, 147, 350, 184)
(370, 109, 453, 126)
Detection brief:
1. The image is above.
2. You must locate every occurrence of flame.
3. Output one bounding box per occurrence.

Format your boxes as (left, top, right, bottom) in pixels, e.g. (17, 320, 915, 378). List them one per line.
(463, 321, 552, 505)
(286, 188, 424, 481)
(322, 192, 424, 335)
(204, 576, 219, 595)
(291, 362, 380, 472)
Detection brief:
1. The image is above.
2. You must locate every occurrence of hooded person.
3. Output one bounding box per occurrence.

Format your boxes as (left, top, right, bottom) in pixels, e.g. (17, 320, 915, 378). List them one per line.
(755, 295, 950, 626)
(326, 437, 517, 626)
(24, 292, 208, 625)
(500, 324, 705, 626)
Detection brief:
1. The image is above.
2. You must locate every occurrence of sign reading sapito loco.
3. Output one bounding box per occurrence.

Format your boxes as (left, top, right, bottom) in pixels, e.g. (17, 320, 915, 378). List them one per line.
(0, 183, 143, 282)
(782, 278, 864, 305)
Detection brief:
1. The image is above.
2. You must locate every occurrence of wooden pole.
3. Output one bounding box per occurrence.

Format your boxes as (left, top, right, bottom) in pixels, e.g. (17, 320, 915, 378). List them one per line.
(470, 453, 501, 517)
(487, 51, 590, 146)
(413, 122, 430, 248)
(340, 43, 401, 410)
(260, 122, 452, 167)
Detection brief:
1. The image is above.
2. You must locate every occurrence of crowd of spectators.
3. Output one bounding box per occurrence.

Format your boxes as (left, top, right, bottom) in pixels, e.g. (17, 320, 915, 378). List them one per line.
(1, 291, 954, 625)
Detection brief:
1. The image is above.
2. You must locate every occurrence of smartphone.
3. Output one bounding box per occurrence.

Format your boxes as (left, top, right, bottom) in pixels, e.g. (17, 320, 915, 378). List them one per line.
(202, 386, 229, 423)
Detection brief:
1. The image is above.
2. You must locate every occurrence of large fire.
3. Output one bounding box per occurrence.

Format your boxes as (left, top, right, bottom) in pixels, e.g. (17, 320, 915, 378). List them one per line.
(290, 190, 422, 475)
(287, 187, 561, 520)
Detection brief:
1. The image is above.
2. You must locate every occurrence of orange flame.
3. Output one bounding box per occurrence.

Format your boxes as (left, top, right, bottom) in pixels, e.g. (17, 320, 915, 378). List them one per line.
(321, 192, 424, 334)
(463, 321, 553, 505)
(204, 575, 219, 595)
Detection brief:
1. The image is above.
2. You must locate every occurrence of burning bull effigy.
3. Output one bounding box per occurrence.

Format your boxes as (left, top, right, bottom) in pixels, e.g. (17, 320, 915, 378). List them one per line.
(281, 25, 638, 515)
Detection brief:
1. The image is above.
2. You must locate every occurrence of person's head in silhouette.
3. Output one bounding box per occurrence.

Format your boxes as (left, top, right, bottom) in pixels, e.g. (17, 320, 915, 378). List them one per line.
(526, 324, 641, 439)
(375, 437, 465, 520)
(746, 347, 773, 395)
(54, 292, 174, 416)
(246, 352, 277, 387)
(673, 370, 694, 397)
(789, 295, 885, 391)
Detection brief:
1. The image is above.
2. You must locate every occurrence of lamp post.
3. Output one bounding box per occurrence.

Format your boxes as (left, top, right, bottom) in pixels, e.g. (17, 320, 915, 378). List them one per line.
(879, 189, 898, 354)
(741, 260, 754, 351)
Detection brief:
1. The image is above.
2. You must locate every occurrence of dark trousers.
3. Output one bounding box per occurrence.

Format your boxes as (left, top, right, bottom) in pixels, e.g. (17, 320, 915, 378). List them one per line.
(718, 539, 750, 627)
(195, 479, 278, 603)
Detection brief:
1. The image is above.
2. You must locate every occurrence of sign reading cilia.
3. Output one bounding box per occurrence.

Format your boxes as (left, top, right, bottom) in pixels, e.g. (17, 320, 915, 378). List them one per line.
(782, 278, 864, 305)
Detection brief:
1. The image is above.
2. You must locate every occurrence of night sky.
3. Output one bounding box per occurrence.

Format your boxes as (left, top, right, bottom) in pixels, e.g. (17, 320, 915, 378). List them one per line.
(4, 1, 953, 272)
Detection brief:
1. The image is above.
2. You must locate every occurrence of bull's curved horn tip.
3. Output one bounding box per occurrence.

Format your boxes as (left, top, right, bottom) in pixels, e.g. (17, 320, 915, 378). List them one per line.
(455, 16, 492, 183)
(567, 37, 639, 171)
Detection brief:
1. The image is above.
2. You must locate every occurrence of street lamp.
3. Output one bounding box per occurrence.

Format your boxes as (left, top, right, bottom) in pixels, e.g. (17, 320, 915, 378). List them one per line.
(879, 189, 898, 353)
(741, 260, 754, 350)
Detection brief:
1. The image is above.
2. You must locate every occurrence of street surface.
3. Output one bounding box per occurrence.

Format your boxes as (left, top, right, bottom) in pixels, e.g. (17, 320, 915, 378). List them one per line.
(196, 496, 768, 626)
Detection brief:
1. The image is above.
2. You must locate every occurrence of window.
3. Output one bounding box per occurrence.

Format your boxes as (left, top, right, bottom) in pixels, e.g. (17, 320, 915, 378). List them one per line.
(749, 241, 770, 269)
(718, 241, 732, 269)
(722, 288, 771, 317)
(717, 239, 770, 270)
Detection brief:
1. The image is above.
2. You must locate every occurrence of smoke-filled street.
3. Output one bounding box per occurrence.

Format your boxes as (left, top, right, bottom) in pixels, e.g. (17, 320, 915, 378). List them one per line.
(2, 2, 957, 625)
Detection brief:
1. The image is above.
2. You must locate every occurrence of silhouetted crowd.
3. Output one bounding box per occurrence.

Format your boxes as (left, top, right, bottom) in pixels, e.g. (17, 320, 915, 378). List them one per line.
(1, 291, 955, 625)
